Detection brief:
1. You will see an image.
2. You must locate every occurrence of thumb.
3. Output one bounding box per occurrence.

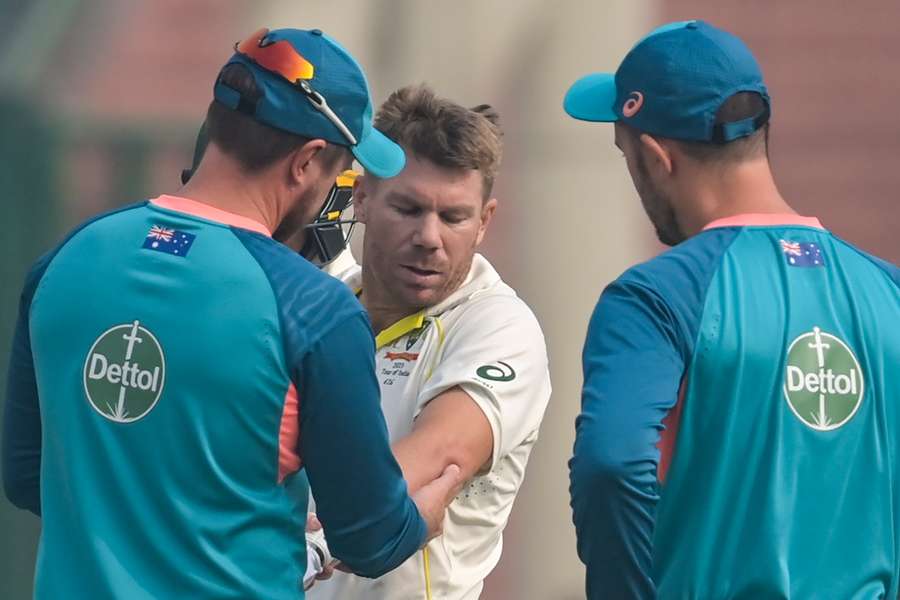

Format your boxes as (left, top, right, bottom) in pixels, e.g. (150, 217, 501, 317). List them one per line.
(431, 464, 462, 498)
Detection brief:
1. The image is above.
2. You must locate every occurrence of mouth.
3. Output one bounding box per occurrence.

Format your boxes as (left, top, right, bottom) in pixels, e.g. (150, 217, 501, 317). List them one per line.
(401, 265, 441, 277)
(399, 264, 443, 287)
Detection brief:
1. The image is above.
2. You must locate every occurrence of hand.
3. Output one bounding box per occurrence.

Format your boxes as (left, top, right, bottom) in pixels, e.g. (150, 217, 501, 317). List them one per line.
(304, 514, 336, 589)
(411, 464, 462, 542)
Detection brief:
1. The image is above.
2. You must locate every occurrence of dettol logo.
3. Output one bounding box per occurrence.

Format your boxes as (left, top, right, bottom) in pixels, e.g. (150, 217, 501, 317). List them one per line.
(83, 320, 165, 423)
(783, 326, 864, 431)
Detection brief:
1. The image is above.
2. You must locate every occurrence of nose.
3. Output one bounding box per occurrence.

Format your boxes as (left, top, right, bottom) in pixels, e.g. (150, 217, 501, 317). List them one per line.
(412, 213, 442, 251)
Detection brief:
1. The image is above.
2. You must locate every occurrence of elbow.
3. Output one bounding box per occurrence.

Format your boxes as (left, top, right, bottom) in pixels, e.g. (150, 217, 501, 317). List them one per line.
(2, 460, 41, 516)
(571, 446, 637, 491)
(569, 443, 656, 518)
(3, 474, 40, 516)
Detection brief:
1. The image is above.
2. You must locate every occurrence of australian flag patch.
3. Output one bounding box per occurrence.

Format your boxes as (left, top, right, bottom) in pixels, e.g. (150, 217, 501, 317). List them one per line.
(143, 225, 196, 257)
(780, 239, 825, 268)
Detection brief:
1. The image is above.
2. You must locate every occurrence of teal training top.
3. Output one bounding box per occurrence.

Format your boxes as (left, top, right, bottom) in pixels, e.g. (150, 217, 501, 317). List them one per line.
(3, 196, 426, 599)
(570, 214, 900, 599)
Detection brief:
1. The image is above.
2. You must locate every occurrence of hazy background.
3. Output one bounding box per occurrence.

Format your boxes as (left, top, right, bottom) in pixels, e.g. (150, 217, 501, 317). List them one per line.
(2, 1, 897, 598)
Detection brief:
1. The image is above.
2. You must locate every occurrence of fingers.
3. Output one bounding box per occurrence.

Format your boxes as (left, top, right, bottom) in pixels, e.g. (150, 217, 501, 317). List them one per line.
(306, 513, 322, 532)
(316, 563, 335, 581)
(412, 463, 463, 542)
(433, 463, 463, 502)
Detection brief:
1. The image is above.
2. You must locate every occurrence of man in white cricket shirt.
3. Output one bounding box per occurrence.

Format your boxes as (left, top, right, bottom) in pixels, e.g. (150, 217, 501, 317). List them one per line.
(305, 84, 551, 600)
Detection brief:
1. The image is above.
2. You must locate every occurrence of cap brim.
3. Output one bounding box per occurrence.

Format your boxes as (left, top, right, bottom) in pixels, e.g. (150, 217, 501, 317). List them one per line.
(564, 73, 619, 122)
(351, 124, 406, 178)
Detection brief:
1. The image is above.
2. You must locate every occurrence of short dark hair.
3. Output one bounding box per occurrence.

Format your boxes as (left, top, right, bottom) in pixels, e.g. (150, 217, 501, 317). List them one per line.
(373, 84, 503, 198)
(672, 92, 770, 164)
(205, 63, 346, 172)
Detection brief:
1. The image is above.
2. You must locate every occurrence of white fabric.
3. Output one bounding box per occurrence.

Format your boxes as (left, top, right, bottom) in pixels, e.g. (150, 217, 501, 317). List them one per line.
(303, 526, 334, 590)
(308, 250, 551, 600)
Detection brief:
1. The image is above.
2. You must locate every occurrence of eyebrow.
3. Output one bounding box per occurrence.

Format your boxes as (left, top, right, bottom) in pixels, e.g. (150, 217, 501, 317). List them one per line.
(387, 191, 475, 218)
(386, 191, 422, 205)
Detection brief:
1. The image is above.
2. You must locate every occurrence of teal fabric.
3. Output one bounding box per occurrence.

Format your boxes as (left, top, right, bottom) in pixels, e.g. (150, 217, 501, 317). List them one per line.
(656, 227, 900, 598)
(572, 222, 900, 598)
(5, 201, 425, 599)
(32, 204, 305, 598)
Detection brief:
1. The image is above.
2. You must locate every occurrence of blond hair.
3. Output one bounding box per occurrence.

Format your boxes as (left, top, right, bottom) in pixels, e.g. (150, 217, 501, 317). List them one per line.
(374, 84, 503, 198)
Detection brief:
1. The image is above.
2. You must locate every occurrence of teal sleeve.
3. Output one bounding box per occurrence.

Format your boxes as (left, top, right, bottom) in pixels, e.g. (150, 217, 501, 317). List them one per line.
(570, 280, 683, 599)
(2, 255, 51, 516)
(298, 312, 427, 577)
(570, 228, 739, 599)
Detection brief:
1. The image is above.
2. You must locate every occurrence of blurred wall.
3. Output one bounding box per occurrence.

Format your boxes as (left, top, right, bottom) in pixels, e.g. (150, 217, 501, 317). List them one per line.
(0, 2, 654, 598)
(2, 1, 896, 599)
(663, 1, 900, 264)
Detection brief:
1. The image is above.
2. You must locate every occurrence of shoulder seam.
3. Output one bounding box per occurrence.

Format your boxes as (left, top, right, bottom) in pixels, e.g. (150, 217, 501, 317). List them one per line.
(229, 229, 295, 380)
(618, 228, 743, 362)
(230, 229, 366, 377)
(685, 229, 744, 363)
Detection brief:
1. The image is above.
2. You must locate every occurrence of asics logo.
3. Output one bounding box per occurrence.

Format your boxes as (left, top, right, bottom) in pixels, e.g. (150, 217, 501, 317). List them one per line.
(622, 92, 644, 117)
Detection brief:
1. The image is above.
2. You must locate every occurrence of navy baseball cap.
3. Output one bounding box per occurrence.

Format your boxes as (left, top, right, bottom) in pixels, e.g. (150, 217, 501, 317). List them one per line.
(564, 20, 770, 143)
(214, 28, 404, 178)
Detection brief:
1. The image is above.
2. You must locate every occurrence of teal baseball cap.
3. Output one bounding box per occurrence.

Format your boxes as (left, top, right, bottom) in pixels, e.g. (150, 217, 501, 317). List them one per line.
(214, 27, 404, 178)
(564, 20, 770, 143)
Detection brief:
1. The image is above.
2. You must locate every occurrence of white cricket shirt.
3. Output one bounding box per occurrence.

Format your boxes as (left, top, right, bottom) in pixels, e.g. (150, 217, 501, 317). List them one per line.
(309, 251, 551, 600)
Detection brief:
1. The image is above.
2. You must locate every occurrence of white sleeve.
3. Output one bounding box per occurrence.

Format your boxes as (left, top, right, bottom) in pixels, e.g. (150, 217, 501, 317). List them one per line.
(417, 295, 551, 470)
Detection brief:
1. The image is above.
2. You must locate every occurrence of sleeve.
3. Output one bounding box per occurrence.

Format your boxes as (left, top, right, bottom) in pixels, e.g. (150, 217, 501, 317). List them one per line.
(417, 297, 551, 470)
(2, 260, 48, 516)
(297, 311, 426, 578)
(568, 278, 686, 599)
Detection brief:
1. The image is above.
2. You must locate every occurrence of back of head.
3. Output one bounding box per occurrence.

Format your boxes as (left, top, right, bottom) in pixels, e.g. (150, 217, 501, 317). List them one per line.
(565, 20, 772, 168)
(672, 91, 770, 167)
(205, 63, 345, 172)
(373, 84, 504, 199)
(191, 27, 409, 180)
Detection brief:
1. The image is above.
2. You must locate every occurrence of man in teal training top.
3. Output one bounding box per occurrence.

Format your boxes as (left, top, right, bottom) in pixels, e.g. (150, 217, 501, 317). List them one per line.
(3, 27, 459, 599)
(565, 20, 900, 599)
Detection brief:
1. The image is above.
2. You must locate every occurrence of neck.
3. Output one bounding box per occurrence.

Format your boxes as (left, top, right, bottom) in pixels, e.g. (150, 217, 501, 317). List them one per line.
(175, 147, 282, 233)
(677, 158, 795, 237)
(359, 269, 421, 336)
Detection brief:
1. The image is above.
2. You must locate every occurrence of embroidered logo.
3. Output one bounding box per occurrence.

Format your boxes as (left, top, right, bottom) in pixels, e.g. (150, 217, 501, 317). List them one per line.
(475, 361, 516, 382)
(622, 91, 644, 118)
(143, 225, 196, 257)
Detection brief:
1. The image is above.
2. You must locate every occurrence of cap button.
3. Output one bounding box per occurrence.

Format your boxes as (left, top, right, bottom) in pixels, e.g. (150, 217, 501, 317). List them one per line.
(686, 21, 698, 29)
(310, 29, 323, 36)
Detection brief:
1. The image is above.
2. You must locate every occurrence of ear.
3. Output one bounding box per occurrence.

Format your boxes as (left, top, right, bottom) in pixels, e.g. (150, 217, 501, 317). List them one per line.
(353, 175, 371, 224)
(638, 133, 673, 176)
(288, 138, 329, 186)
(475, 198, 498, 246)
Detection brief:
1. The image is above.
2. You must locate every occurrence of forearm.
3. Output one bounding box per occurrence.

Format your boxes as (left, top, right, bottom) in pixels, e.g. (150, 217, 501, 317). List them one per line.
(391, 386, 493, 494)
(2, 290, 43, 516)
(570, 415, 657, 599)
(391, 435, 452, 495)
(1, 407, 42, 516)
(300, 315, 426, 577)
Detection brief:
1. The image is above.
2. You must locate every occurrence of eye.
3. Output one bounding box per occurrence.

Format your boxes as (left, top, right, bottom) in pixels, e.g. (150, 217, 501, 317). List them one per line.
(392, 204, 419, 216)
(441, 212, 466, 225)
